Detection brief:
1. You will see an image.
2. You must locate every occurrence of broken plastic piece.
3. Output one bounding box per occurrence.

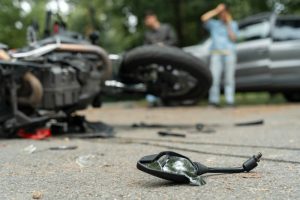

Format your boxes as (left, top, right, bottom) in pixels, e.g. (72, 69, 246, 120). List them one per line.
(52, 116, 115, 138)
(76, 155, 96, 168)
(132, 122, 168, 128)
(49, 145, 78, 150)
(17, 128, 51, 140)
(158, 131, 186, 138)
(195, 123, 216, 134)
(137, 151, 262, 186)
(195, 123, 205, 131)
(22, 144, 37, 154)
(235, 120, 264, 127)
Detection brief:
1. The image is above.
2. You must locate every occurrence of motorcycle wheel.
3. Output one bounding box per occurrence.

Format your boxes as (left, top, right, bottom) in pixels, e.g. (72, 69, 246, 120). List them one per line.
(120, 45, 212, 105)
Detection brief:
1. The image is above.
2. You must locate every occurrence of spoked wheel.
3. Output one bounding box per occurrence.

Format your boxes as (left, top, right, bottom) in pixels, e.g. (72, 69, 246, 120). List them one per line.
(120, 45, 212, 105)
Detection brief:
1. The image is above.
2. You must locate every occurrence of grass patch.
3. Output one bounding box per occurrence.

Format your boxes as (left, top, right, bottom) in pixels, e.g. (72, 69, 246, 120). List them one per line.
(103, 92, 287, 107)
(234, 92, 286, 105)
(198, 92, 287, 106)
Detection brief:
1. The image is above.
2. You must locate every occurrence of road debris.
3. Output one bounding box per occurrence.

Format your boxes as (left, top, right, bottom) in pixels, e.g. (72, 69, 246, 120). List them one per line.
(235, 119, 264, 127)
(195, 124, 216, 134)
(132, 122, 171, 129)
(132, 119, 264, 135)
(32, 191, 43, 199)
(49, 145, 78, 151)
(17, 128, 51, 140)
(22, 144, 37, 154)
(158, 131, 186, 138)
(76, 155, 97, 168)
(137, 151, 262, 186)
(53, 116, 115, 139)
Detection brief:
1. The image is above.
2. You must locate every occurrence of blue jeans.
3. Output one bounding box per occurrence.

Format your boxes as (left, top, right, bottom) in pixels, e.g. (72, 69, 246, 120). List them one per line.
(209, 53, 236, 105)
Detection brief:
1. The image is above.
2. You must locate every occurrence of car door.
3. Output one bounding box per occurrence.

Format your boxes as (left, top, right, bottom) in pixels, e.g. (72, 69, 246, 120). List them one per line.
(270, 17, 300, 89)
(236, 19, 272, 91)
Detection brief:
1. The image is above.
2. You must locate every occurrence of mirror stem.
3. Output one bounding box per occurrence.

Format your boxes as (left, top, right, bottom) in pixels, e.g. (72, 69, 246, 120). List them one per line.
(195, 153, 262, 175)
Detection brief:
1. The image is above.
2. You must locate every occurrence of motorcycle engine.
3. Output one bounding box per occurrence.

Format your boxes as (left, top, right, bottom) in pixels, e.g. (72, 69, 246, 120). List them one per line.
(39, 66, 81, 109)
(18, 54, 103, 111)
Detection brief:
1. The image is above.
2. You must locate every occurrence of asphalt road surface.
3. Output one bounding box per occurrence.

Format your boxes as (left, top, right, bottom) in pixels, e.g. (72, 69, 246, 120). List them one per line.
(0, 103, 299, 199)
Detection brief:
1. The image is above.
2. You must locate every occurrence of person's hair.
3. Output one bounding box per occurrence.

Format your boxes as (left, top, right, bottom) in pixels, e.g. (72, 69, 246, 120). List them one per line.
(225, 6, 230, 11)
(221, 4, 233, 21)
(225, 5, 233, 21)
(144, 10, 156, 18)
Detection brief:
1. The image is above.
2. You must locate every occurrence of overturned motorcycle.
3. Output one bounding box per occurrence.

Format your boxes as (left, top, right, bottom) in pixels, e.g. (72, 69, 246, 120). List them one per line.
(0, 36, 211, 138)
(106, 45, 212, 106)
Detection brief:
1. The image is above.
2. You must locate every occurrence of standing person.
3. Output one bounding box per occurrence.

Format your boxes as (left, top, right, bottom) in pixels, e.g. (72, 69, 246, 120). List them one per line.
(201, 4, 238, 107)
(143, 10, 178, 107)
(144, 10, 178, 46)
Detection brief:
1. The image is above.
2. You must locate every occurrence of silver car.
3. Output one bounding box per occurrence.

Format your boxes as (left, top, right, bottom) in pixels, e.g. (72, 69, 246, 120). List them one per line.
(184, 13, 300, 102)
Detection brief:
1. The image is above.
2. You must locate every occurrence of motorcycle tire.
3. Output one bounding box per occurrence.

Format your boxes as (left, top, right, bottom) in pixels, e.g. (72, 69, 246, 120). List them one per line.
(120, 45, 212, 104)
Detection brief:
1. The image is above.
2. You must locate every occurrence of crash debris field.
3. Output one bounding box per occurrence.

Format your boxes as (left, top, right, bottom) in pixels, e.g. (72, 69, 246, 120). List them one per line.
(0, 103, 299, 199)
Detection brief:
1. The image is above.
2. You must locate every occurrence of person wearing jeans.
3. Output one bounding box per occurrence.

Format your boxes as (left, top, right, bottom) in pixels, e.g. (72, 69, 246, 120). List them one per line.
(201, 4, 238, 107)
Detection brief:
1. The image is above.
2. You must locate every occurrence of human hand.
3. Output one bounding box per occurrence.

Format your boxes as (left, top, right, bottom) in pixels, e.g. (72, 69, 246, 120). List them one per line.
(216, 4, 226, 13)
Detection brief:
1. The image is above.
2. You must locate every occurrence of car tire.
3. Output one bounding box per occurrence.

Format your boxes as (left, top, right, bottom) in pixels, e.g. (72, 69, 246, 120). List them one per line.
(120, 45, 212, 104)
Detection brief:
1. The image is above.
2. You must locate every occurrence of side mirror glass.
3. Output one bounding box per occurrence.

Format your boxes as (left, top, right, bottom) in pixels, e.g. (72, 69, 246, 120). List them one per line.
(137, 151, 206, 186)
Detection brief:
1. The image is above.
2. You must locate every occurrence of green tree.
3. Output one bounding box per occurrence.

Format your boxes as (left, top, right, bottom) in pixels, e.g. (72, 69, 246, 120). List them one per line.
(2, 0, 300, 50)
(0, 0, 26, 47)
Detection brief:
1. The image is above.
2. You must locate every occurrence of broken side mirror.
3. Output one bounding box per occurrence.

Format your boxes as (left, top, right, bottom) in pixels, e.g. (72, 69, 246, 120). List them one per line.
(137, 151, 262, 186)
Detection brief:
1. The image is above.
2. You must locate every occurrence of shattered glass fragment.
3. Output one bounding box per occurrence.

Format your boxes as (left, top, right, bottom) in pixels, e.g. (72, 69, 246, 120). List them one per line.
(22, 144, 37, 154)
(146, 155, 206, 186)
(76, 155, 96, 168)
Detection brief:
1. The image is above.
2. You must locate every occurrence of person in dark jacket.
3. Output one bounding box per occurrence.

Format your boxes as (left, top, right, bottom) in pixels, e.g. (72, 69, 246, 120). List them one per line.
(143, 11, 178, 107)
(144, 11, 178, 46)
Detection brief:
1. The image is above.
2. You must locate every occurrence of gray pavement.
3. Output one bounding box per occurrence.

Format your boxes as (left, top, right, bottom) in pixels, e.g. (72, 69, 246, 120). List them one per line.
(0, 103, 300, 200)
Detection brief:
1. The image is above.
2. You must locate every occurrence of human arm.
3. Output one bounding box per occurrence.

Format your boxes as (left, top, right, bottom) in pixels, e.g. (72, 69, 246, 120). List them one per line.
(201, 4, 225, 22)
(227, 21, 238, 42)
(227, 25, 236, 42)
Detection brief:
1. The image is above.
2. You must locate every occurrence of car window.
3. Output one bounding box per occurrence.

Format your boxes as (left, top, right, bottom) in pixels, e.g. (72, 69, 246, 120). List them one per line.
(238, 20, 271, 42)
(273, 19, 300, 41)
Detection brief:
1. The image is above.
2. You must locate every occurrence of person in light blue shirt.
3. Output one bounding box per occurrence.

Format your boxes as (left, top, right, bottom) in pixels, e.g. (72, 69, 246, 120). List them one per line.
(201, 4, 238, 107)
